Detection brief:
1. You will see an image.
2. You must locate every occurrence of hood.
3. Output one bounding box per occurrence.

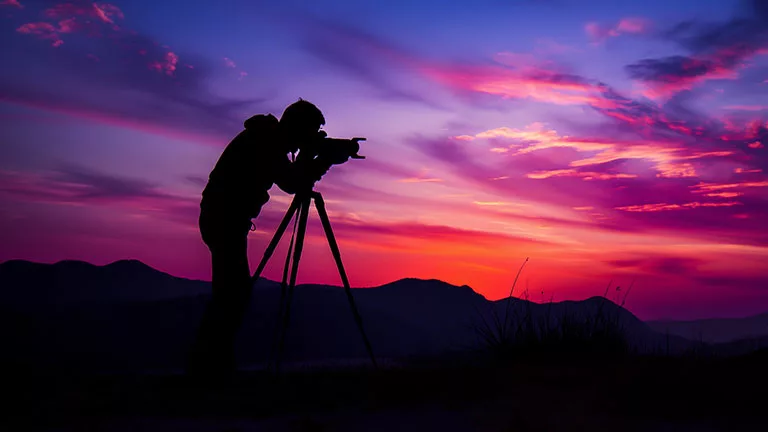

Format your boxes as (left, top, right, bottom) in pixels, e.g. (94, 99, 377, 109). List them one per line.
(243, 113, 279, 130)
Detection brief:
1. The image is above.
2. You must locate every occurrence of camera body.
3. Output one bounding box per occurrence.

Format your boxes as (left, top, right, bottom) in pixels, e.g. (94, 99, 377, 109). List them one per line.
(301, 131, 366, 166)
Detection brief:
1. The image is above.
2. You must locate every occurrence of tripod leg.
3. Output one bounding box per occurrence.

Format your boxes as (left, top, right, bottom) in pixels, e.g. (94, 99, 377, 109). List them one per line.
(312, 192, 378, 369)
(251, 195, 302, 283)
(268, 205, 301, 373)
(275, 194, 312, 374)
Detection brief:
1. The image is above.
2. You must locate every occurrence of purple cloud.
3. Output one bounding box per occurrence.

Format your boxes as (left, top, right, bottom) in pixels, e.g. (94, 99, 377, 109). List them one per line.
(1, 0, 23, 9)
(294, 16, 441, 106)
(1, 0, 272, 143)
(608, 256, 704, 276)
(626, 0, 768, 98)
(0, 166, 202, 227)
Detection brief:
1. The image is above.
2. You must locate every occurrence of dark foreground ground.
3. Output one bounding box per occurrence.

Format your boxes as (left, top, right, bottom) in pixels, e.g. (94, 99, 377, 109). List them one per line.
(4, 352, 767, 432)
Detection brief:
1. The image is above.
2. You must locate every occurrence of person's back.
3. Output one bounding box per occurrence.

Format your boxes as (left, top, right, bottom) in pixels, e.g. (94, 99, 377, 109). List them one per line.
(201, 113, 286, 223)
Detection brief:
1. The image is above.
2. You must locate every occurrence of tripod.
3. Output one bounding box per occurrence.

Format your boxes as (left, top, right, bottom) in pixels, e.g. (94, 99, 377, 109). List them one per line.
(250, 190, 377, 373)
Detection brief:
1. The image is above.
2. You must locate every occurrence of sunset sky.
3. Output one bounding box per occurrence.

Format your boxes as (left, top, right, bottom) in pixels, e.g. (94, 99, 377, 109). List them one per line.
(1, 0, 767, 320)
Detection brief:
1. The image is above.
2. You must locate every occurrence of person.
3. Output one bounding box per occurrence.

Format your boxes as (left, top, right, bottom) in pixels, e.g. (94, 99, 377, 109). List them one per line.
(188, 99, 330, 378)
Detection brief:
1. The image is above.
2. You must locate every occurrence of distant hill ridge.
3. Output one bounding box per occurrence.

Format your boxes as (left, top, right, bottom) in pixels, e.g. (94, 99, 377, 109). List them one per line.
(1, 259, 766, 372)
(0, 258, 485, 301)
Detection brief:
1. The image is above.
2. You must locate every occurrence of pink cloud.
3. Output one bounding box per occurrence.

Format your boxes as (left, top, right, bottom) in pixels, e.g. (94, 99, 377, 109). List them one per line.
(398, 178, 443, 183)
(398, 168, 443, 183)
(44, 2, 123, 25)
(57, 17, 78, 33)
(615, 201, 742, 212)
(0, 168, 199, 229)
(222, 57, 249, 80)
(16, 22, 64, 47)
(654, 162, 696, 178)
(416, 58, 615, 108)
(527, 169, 637, 181)
(462, 123, 734, 179)
(16, 2, 127, 47)
(691, 180, 768, 194)
(704, 192, 743, 198)
(1, 0, 22, 8)
(585, 17, 650, 43)
(734, 168, 762, 174)
(149, 52, 179, 76)
(616, 18, 648, 33)
(639, 65, 739, 100)
(93, 3, 123, 24)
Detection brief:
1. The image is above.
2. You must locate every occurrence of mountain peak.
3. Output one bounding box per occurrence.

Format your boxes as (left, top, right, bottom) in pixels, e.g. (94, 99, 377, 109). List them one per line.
(104, 259, 155, 272)
(388, 277, 458, 286)
(374, 277, 487, 300)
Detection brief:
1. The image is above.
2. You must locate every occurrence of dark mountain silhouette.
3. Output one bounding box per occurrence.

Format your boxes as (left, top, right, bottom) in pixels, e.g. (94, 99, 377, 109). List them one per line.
(0, 259, 210, 306)
(0, 259, 697, 372)
(648, 313, 768, 344)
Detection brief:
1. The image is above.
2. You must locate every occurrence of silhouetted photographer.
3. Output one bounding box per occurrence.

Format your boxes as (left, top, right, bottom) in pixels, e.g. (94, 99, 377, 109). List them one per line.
(188, 99, 365, 378)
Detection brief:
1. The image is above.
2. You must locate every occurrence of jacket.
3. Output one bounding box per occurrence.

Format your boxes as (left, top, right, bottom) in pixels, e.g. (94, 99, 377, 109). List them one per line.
(200, 114, 305, 221)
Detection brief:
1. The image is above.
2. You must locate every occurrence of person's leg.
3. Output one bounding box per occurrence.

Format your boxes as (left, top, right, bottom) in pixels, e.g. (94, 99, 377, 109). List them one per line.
(188, 213, 251, 377)
(207, 230, 250, 372)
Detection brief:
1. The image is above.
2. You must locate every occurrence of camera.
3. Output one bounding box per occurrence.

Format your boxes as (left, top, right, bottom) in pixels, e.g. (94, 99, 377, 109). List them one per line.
(303, 131, 366, 166)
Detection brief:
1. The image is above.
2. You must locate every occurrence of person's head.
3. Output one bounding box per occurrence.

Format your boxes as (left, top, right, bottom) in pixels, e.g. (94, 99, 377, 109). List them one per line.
(279, 99, 325, 153)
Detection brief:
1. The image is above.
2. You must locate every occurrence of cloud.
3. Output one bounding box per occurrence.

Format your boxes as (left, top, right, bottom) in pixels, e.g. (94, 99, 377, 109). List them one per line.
(407, 134, 645, 224)
(527, 169, 637, 181)
(614, 201, 742, 212)
(607, 256, 704, 276)
(587, 88, 767, 174)
(418, 61, 614, 107)
(665, 1, 768, 54)
(293, 17, 617, 109)
(626, 52, 750, 99)
(3, 1, 269, 144)
(44, 2, 124, 23)
(374, 21, 768, 245)
(0, 166, 175, 203)
(461, 122, 735, 179)
(585, 17, 650, 43)
(221, 56, 248, 80)
(0, 166, 202, 228)
(1, 0, 23, 8)
(315, 214, 552, 249)
(398, 177, 443, 183)
(148, 52, 179, 76)
(627, 0, 768, 99)
(691, 180, 768, 195)
(692, 274, 768, 289)
(16, 22, 64, 46)
(294, 17, 438, 105)
(409, 110, 768, 245)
